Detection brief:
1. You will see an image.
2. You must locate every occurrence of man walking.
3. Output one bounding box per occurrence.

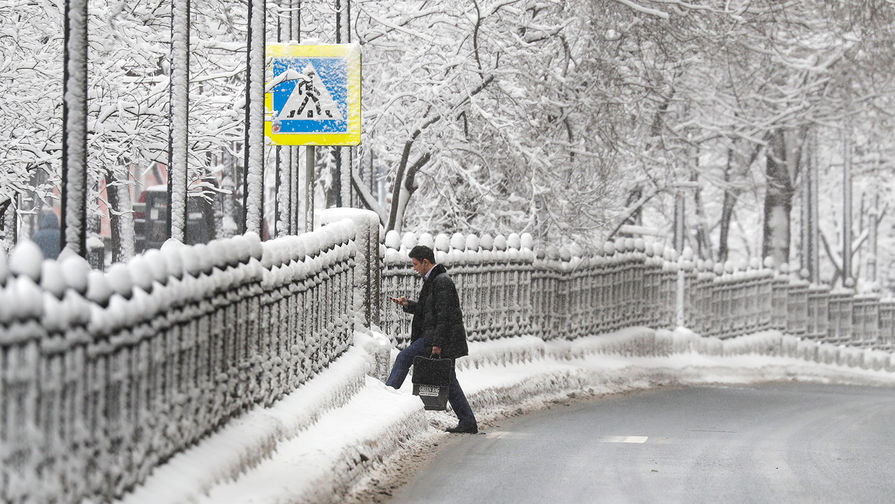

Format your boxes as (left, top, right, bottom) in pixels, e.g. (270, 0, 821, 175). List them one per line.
(387, 245, 478, 434)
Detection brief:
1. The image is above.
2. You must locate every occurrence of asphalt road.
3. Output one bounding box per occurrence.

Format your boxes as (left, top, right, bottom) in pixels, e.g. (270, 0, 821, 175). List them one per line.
(388, 383, 895, 504)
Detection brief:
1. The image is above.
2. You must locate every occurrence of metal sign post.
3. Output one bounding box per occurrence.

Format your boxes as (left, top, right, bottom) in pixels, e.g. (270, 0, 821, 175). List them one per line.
(305, 145, 315, 231)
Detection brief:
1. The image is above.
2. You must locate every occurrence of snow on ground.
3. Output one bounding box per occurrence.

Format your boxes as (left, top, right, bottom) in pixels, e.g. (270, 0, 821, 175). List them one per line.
(116, 327, 895, 504)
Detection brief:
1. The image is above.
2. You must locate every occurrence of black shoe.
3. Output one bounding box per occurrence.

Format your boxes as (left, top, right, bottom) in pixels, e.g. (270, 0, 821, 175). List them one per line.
(446, 424, 478, 434)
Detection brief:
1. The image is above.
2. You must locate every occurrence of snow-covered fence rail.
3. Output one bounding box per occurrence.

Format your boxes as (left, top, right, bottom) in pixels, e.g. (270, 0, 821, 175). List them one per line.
(6, 214, 895, 503)
(381, 233, 895, 353)
(381, 234, 679, 345)
(0, 217, 370, 504)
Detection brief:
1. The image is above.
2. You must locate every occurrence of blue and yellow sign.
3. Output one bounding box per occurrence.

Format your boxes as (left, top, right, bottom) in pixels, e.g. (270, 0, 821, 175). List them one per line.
(265, 43, 361, 146)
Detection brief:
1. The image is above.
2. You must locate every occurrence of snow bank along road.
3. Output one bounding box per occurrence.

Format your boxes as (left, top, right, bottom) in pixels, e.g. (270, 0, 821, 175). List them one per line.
(117, 327, 895, 504)
(390, 383, 895, 504)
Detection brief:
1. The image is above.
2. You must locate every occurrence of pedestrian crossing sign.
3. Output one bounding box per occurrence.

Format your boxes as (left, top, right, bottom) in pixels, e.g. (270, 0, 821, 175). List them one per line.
(265, 43, 361, 146)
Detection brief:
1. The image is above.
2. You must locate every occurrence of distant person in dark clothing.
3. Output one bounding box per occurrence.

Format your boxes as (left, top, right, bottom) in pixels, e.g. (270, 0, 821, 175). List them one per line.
(31, 212, 61, 260)
(387, 245, 478, 434)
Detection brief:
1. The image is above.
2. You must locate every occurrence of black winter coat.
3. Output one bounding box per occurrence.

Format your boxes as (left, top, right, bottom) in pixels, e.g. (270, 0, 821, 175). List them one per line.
(403, 264, 469, 359)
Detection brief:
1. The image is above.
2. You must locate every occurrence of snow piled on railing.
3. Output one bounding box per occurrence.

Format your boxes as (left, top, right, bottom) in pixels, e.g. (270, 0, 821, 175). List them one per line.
(0, 216, 371, 504)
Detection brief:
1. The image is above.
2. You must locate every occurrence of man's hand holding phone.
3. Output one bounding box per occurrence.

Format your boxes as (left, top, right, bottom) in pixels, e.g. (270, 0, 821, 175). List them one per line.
(389, 296, 408, 307)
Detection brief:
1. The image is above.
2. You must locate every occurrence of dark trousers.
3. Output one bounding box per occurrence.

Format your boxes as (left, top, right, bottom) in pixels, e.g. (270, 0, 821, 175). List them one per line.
(386, 338, 477, 427)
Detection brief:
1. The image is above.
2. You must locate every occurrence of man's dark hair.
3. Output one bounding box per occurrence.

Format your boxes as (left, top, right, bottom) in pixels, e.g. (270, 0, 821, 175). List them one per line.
(409, 245, 436, 264)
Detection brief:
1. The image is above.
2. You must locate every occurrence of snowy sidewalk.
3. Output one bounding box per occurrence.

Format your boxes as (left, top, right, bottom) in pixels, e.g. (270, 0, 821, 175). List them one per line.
(117, 327, 895, 504)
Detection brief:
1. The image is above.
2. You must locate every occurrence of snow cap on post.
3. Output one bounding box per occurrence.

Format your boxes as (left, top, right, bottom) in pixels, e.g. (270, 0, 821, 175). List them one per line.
(520, 233, 533, 250)
(215, 237, 238, 267)
(603, 241, 615, 256)
(400, 231, 416, 250)
(261, 240, 278, 269)
(41, 260, 66, 299)
(161, 239, 186, 279)
(450, 232, 465, 251)
(480, 233, 494, 251)
(106, 263, 134, 299)
(206, 239, 228, 271)
(230, 235, 252, 265)
(194, 244, 214, 274)
(464, 234, 480, 252)
(435, 233, 450, 252)
(417, 232, 434, 249)
(664, 246, 677, 262)
(128, 254, 156, 293)
(494, 234, 507, 251)
(384, 230, 401, 250)
(507, 233, 520, 250)
(559, 246, 571, 261)
(61, 254, 90, 295)
(179, 244, 202, 277)
(289, 237, 307, 263)
(9, 240, 43, 281)
(11, 276, 43, 321)
(244, 231, 263, 261)
(302, 232, 321, 258)
(57, 246, 79, 263)
(86, 269, 113, 306)
(141, 249, 169, 285)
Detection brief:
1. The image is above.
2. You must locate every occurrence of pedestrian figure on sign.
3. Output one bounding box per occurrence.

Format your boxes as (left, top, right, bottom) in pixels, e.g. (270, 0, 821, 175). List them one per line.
(293, 72, 325, 119)
(388, 245, 478, 434)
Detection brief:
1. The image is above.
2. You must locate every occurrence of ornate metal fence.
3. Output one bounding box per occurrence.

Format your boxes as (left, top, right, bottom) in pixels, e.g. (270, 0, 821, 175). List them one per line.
(381, 231, 895, 353)
(3, 218, 895, 503)
(0, 215, 374, 504)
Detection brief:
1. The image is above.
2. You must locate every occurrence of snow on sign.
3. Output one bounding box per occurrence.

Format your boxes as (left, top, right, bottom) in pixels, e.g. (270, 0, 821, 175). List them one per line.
(265, 43, 361, 146)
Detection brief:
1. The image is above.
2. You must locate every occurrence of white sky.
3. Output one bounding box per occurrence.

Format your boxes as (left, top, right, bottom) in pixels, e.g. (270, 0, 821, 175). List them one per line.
(116, 326, 895, 504)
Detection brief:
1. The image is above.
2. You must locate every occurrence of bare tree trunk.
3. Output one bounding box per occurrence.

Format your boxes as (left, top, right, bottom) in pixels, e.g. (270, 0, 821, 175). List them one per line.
(718, 148, 736, 263)
(762, 129, 795, 266)
(388, 151, 430, 233)
(691, 180, 713, 260)
(0, 198, 15, 250)
(106, 175, 122, 263)
(104, 169, 136, 263)
(623, 185, 643, 227)
(689, 143, 712, 260)
(720, 142, 761, 263)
